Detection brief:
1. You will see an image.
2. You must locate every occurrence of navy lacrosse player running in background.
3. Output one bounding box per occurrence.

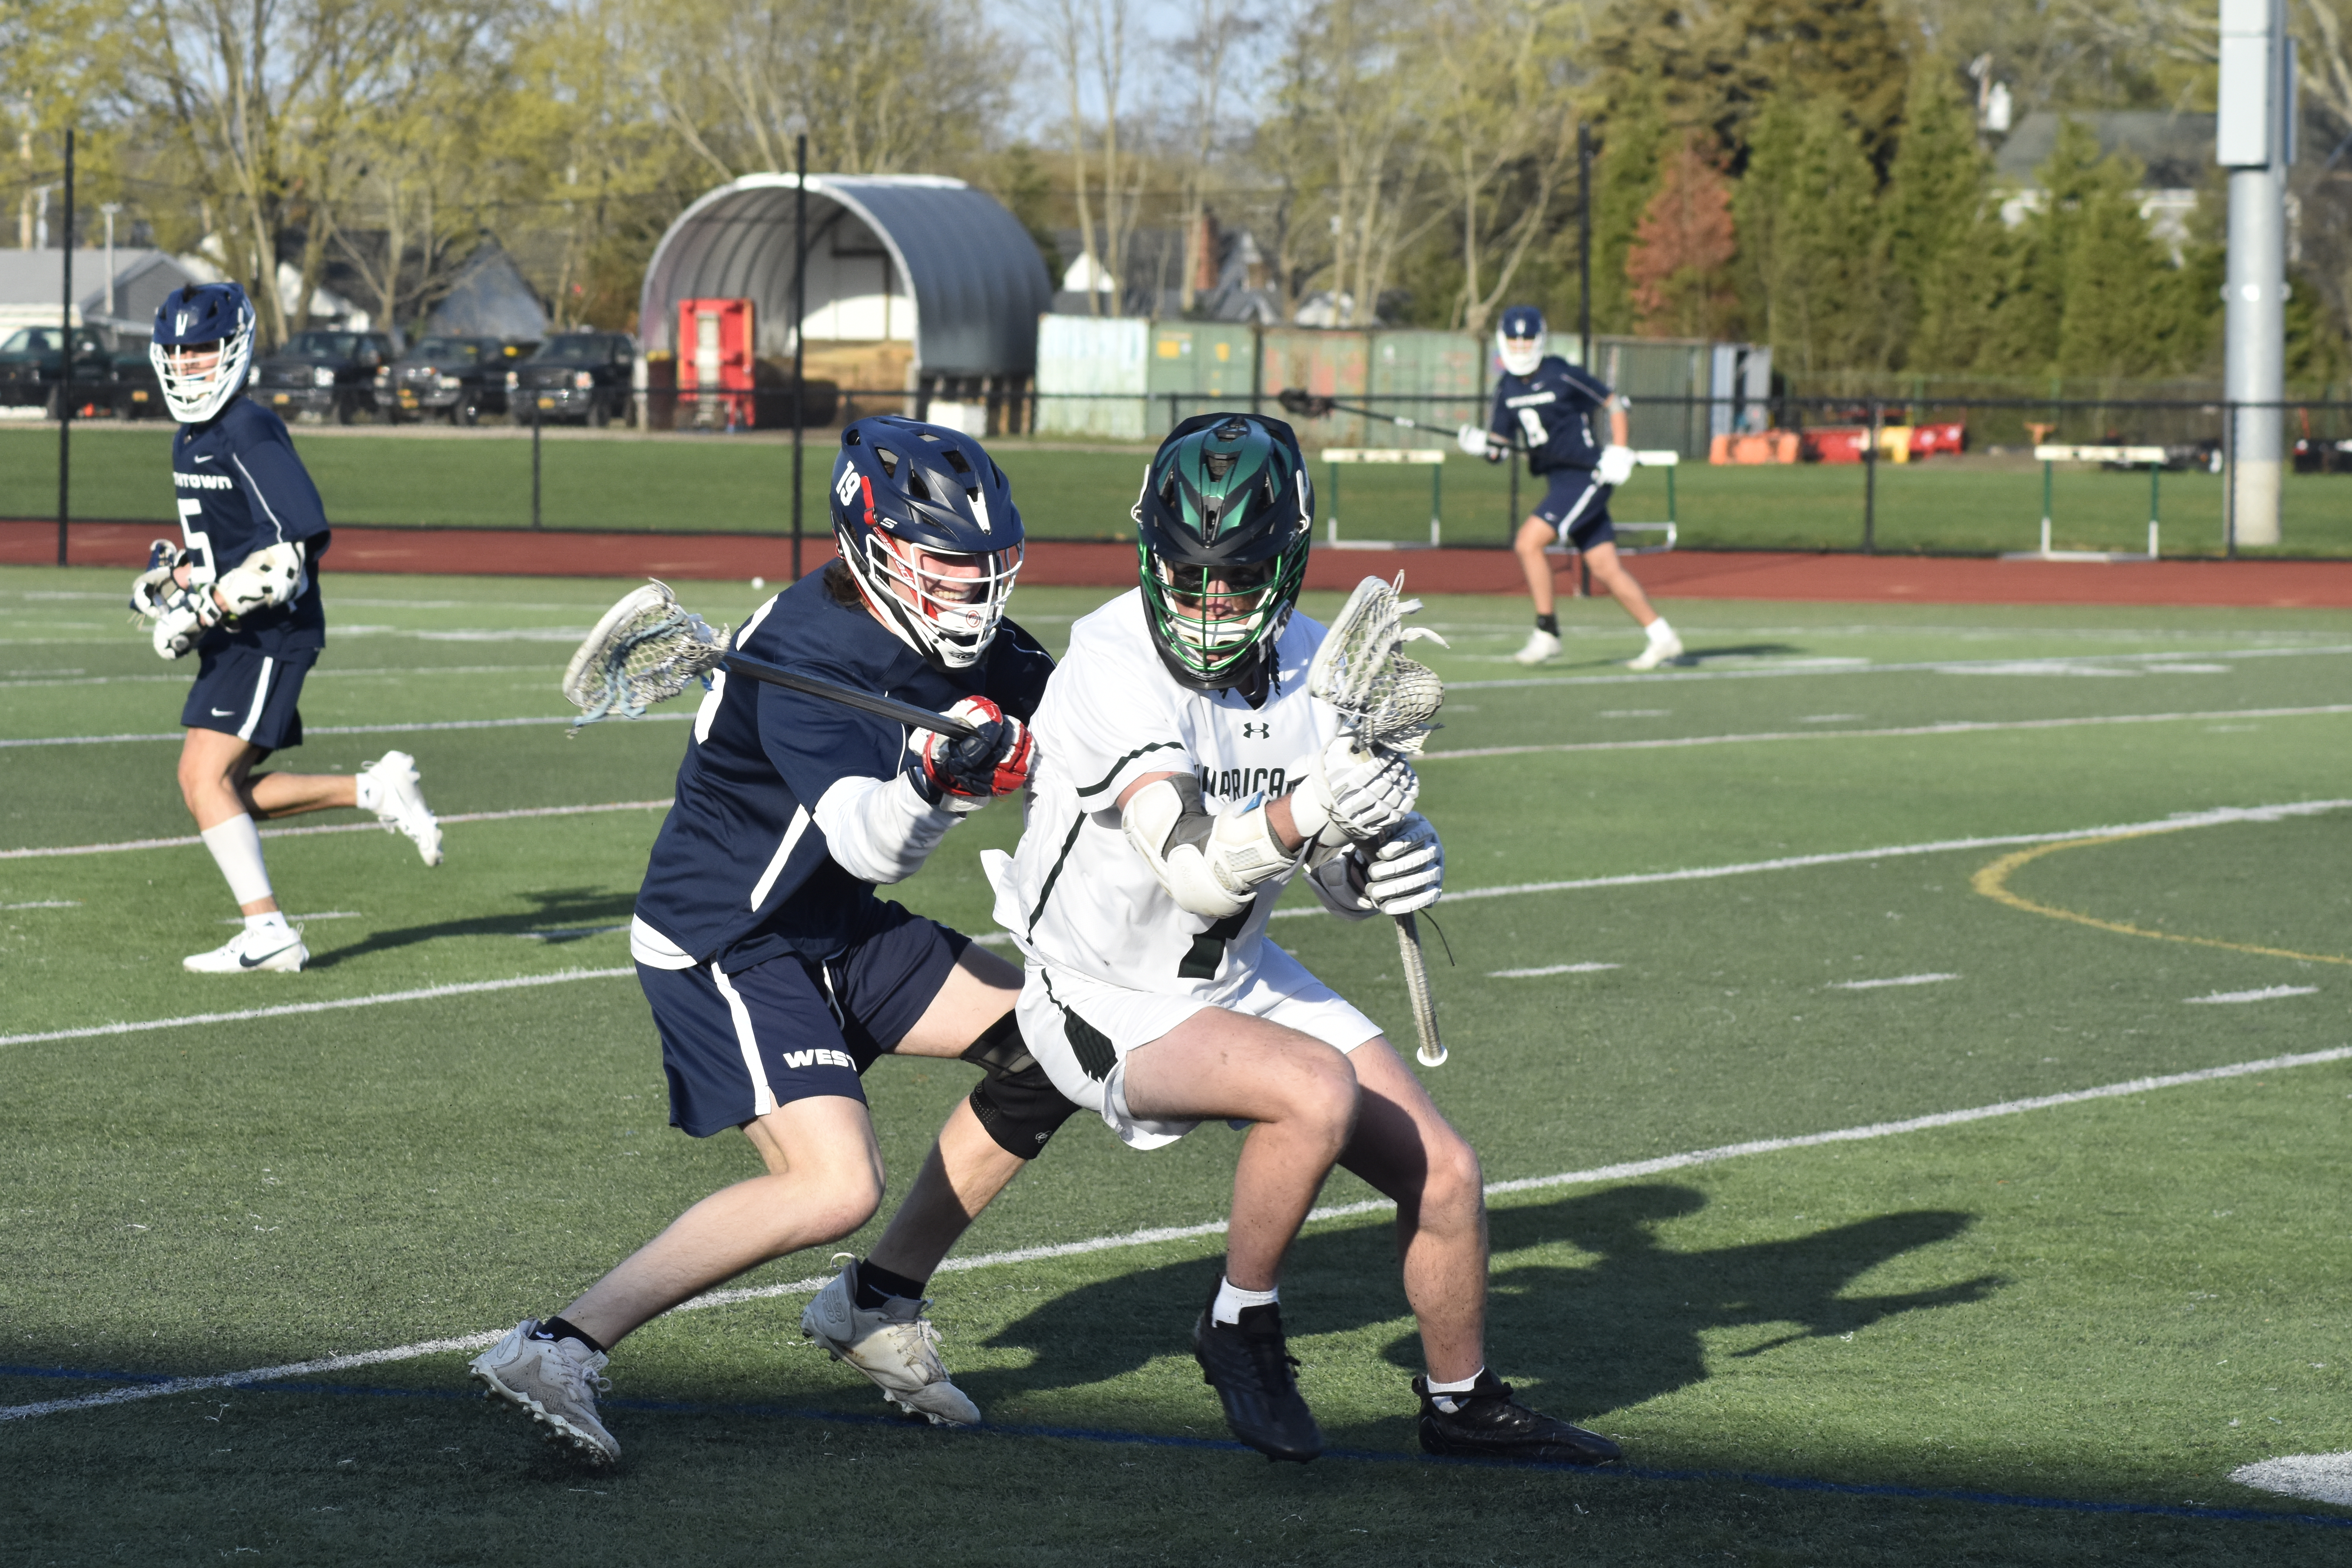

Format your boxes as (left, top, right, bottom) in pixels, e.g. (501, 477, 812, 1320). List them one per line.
(1460, 305, 1681, 671)
(472, 416, 1082, 1465)
(131, 283, 441, 975)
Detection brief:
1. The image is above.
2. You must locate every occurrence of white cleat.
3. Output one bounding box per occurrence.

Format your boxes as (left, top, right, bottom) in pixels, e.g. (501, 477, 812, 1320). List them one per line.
(183, 925, 308, 974)
(361, 750, 443, 866)
(800, 1258, 982, 1426)
(1626, 628, 1684, 671)
(1511, 628, 1562, 666)
(470, 1319, 620, 1465)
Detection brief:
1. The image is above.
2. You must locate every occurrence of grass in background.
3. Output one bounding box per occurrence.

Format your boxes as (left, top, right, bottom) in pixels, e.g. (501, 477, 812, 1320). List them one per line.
(9, 425, 2350, 558)
(4, 569, 2352, 1563)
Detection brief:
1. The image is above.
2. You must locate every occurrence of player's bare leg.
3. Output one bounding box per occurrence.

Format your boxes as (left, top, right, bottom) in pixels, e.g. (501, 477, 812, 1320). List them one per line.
(1513, 515, 1562, 622)
(1336, 1036, 1487, 1383)
(1579, 539, 1662, 630)
(558, 1094, 887, 1348)
(1123, 1010, 1360, 1289)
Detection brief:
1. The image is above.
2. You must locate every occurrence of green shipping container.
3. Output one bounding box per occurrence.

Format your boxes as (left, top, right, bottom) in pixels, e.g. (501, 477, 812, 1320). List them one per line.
(1594, 336, 1711, 458)
(1143, 323, 1257, 423)
(1367, 331, 1483, 452)
(1259, 328, 1372, 451)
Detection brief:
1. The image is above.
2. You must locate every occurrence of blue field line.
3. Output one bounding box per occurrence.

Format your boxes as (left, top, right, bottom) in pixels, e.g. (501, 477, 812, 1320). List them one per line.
(5, 1361, 2345, 1529)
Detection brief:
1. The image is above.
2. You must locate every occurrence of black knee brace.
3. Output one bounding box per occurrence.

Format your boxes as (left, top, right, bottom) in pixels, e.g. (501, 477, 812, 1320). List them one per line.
(961, 1012, 1079, 1158)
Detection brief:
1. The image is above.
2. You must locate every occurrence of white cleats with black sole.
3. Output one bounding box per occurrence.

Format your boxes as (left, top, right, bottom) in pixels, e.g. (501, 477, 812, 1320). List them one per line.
(800, 1258, 982, 1426)
(360, 750, 443, 866)
(183, 925, 308, 974)
(470, 1319, 620, 1465)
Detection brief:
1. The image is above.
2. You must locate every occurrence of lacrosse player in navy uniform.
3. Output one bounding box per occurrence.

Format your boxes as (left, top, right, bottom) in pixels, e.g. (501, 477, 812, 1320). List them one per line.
(991, 411, 1620, 1467)
(131, 282, 441, 975)
(472, 415, 1082, 1465)
(1460, 305, 1681, 670)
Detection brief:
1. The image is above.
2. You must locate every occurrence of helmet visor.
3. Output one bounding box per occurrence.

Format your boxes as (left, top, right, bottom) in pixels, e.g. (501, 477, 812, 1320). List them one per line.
(1149, 554, 1283, 655)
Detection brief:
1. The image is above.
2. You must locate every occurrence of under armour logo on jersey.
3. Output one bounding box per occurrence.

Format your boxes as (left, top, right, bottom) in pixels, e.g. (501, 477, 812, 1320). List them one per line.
(1240, 721, 1270, 739)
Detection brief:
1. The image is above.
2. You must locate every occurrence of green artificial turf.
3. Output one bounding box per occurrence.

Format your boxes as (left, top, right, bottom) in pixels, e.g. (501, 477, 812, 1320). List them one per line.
(4, 566, 2351, 1563)
(10, 424, 2351, 557)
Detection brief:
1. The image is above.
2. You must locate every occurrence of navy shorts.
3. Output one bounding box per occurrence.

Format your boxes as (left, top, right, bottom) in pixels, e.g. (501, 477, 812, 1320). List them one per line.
(181, 645, 317, 752)
(638, 898, 971, 1137)
(1533, 470, 1615, 550)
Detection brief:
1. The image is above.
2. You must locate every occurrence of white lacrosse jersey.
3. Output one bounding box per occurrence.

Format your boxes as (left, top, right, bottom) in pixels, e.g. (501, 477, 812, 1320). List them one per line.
(991, 588, 1338, 995)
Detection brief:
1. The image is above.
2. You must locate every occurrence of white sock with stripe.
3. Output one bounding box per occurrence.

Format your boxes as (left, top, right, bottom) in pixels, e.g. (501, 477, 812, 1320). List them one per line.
(200, 814, 274, 908)
(1211, 1276, 1279, 1326)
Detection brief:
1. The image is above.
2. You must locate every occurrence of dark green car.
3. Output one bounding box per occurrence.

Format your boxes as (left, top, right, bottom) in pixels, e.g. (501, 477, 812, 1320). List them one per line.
(0, 326, 117, 417)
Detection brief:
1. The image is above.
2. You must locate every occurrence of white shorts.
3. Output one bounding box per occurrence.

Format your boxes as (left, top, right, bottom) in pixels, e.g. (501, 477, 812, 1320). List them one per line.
(1018, 943, 1382, 1151)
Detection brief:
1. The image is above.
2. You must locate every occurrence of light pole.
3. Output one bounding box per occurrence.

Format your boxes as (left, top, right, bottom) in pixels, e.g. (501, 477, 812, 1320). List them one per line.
(2218, 0, 2292, 548)
(100, 202, 121, 316)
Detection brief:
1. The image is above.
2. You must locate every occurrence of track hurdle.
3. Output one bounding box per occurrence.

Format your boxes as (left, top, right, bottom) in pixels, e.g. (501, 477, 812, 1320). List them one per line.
(1321, 447, 1445, 549)
(2004, 444, 2165, 562)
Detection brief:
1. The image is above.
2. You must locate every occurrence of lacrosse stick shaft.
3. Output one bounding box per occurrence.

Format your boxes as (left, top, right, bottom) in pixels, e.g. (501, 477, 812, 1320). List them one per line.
(1279, 390, 1522, 450)
(1396, 913, 1446, 1068)
(721, 653, 982, 739)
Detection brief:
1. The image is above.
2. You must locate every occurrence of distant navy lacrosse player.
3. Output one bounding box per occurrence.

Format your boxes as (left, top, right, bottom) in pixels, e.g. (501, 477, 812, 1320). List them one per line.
(1459, 305, 1680, 670)
(131, 282, 441, 975)
(471, 415, 1082, 1466)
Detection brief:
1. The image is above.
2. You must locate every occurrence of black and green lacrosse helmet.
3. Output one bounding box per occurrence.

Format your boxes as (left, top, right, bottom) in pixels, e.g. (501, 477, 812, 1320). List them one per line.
(1133, 411, 1314, 700)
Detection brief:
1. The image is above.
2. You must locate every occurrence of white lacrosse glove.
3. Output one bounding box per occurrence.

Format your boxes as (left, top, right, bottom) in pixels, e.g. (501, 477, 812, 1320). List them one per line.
(1360, 813, 1443, 914)
(1597, 444, 1637, 487)
(128, 539, 182, 621)
(1288, 734, 1417, 849)
(151, 582, 222, 660)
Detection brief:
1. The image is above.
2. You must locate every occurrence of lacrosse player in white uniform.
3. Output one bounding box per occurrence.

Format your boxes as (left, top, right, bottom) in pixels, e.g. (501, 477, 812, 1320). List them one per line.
(989, 412, 1621, 1466)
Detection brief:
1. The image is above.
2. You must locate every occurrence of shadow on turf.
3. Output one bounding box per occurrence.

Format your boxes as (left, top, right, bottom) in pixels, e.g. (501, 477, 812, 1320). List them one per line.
(302, 886, 637, 968)
(969, 1185, 2001, 1441)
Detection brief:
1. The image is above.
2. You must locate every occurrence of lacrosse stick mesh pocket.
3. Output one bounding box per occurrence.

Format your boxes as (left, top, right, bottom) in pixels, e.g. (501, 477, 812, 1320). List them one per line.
(562, 581, 730, 729)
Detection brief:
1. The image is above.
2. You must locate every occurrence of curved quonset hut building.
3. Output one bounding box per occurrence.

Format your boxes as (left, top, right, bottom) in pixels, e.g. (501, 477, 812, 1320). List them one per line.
(638, 173, 1052, 426)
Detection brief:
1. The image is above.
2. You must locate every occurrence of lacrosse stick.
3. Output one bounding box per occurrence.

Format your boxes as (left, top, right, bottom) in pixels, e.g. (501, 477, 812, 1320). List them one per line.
(1308, 574, 1451, 1067)
(561, 580, 983, 739)
(1275, 387, 1521, 454)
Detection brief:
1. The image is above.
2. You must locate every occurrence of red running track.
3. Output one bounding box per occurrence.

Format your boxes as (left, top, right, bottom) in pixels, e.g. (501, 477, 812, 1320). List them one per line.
(7, 519, 2352, 608)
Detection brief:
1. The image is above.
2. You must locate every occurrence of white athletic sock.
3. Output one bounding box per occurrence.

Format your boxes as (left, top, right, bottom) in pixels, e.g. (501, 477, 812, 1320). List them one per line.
(355, 768, 383, 814)
(1425, 1367, 1484, 1412)
(243, 910, 290, 935)
(1646, 616, 1675, 644)
(199, 814, 275, 907)
(1211, 1276, 1279, 1327)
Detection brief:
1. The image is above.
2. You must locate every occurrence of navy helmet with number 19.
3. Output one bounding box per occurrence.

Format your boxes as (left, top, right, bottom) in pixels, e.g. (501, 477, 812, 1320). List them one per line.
(829, 414, 1025, 671)
(1495, 304, 1546, 377)
(149, 281, 256, 424)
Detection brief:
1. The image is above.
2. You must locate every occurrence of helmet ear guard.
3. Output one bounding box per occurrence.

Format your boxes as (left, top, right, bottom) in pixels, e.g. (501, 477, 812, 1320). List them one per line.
(830, 415, 1024, 671)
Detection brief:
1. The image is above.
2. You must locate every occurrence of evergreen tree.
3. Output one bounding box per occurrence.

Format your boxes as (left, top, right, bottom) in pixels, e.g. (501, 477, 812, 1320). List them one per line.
(1739, 0, 1909, 171)
(1733, 89, 1887, 374)
(1880, 60, 1999, 371)
(1626, 131, 1740, 338)
(1585, 78, 1670, 338)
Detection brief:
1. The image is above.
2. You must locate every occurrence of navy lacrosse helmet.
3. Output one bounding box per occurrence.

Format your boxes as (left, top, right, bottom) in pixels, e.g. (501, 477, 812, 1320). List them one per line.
(150, 281, 256, 424)
(1495, 304, 1546, 377)
(829, 415, 1025, 670)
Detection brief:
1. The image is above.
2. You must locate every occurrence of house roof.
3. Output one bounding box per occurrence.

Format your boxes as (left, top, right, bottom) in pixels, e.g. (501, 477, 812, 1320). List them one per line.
(639, 174, 1052, 377)
(0, 249, 200, 330)
(1993, 111, 2217, 191)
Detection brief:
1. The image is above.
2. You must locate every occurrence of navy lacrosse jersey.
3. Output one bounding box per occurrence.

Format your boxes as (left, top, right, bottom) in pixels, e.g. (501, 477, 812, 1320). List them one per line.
(1487, 356, 1612, 475)
(633, 567, 1054, 973)
(172, 396, 332, 653)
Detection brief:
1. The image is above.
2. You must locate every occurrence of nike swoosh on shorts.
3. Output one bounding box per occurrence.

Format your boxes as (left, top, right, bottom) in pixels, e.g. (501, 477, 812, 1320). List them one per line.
(211, 707, 236, 716)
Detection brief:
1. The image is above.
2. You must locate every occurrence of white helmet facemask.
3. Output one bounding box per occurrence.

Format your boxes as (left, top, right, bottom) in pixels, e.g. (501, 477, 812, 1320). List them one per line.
(1495, 325, 1545, 378)
(151, 309, 256, 423)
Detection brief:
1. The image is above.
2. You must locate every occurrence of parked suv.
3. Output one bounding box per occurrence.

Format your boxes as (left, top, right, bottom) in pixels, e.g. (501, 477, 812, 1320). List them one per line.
(508, 333, 634, 426)
(253, 329, 396, 423)
(0, 325, 118, 416)
(379, 336, 535, 425)
(109, 341, 165, 418)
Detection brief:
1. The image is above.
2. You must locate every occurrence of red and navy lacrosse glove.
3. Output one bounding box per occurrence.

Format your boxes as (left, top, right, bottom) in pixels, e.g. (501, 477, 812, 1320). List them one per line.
(914, 696, 1034, 812)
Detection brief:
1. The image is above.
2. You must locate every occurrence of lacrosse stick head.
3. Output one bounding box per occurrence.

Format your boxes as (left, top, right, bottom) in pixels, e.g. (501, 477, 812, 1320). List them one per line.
(1307, 574, 1448, 757)
(562, 579, 730, 730)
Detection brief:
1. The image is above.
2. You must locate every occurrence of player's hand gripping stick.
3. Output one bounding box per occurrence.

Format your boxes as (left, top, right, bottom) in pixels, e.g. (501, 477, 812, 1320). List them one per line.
(914, 696, 1033, 813)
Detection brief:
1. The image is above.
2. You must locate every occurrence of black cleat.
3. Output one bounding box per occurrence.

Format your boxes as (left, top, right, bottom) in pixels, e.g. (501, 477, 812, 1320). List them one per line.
(1414, 1372, 1621, 1466)
(1191, 1289, 1322, 1463)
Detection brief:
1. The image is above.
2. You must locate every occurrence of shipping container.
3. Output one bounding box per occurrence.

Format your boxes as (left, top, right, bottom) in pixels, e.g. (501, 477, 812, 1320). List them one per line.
(1259, 328, 1372, 449)
(1143, 323, 1258, 424)
(1367, 330, 1483, 452)
(1034, 314, 1150, 439)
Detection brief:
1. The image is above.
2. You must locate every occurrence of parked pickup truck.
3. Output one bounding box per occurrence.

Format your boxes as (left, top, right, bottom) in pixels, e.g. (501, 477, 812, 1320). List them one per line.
(0, 325, 118, 416)
(507, 333, 635, 426)
(379, 335, 536, 425)
(252, 329, 397, 423)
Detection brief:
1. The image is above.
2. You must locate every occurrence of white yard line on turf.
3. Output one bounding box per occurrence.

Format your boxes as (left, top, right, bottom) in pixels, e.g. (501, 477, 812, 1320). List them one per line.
(1490, 963, 1620, 978)
(0, 664, 561, 690)
(2186, 985, 2320, 1004)
(8, 1041, 2348, 1424)
(0, 968, 634, 1049)
(1261, 797, 2352, 921)
(1422, 704, 2352, 762)
(0, 800, 673, 860)
(1829, 974, 1960, 991)
(0, 713, 690, 749)
(1447, 642, 2352, 691)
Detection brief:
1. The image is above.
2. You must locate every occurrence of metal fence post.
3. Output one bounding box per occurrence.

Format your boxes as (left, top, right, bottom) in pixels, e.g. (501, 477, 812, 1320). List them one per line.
(2224, 400, 2238, 557)
(531, 401, 543, 530)
(1862, 397, 1880, 554)
(56, 128, 74, 566)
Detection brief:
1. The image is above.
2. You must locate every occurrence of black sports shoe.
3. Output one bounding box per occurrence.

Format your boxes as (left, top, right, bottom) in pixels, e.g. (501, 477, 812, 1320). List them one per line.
(1414, 1372, 1621, 1466)
(1191, 1289, 1322, 1463)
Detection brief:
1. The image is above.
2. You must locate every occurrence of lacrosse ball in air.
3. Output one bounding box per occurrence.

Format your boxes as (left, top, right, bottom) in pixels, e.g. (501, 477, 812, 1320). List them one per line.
(750, 576, 765, 590)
